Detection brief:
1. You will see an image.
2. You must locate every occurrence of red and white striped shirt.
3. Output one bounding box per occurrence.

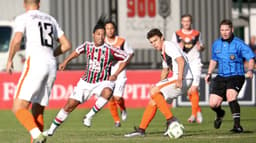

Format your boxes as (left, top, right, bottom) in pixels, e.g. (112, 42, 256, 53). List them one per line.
(75, 41, 128, 83)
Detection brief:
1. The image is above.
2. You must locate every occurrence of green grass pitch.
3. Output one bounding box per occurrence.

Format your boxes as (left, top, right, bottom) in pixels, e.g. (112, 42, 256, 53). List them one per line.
(0, 107, 255, 143)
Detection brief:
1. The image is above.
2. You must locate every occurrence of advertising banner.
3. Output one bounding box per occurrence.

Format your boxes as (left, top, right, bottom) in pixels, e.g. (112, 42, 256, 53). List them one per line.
(1, 71, 255, 109)
(0, 70, 162, 109)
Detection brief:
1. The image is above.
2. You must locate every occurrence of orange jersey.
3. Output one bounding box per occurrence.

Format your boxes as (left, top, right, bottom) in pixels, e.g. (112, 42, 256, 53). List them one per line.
(105, 36, 134, 80)
(175, 29, 200, 53)
(105, 36, 125, 50)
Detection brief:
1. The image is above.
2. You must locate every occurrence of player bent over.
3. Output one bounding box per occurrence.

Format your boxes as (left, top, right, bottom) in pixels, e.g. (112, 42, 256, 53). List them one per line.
(43, 17, 129, 136)
(124, 28, 193, 137)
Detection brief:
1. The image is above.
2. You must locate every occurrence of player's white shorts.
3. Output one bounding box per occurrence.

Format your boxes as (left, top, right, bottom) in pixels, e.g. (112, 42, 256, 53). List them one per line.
(14, 56, 57, 106)
(112, 78, 127, 97)
(70, 78, 115, 103)
(189, 61, 202, 86)
(155, 76, 192, 104)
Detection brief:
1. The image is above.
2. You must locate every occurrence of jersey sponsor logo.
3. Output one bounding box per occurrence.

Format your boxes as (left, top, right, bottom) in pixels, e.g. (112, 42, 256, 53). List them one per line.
(176, 29, 200, 53)
(230, 55, 235, 60)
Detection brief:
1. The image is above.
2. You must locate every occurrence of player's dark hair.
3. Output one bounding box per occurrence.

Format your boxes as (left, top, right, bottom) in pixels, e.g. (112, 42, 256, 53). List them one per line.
(24, 0, 40, 4)
(93, 15, 106, 33)
(104, 20, 117, 30)
(219, 19, 233, 28)
(147, 28, 163, 39)
(181, 14, 193, 22)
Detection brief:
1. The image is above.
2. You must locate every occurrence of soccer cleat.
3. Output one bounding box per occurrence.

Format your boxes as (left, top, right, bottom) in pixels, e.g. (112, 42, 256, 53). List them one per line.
(214, 110, 225, 129)
(187, 115, 196, 123)
(83, 116, 92, 127)
(121, 110, 127, 121)
(33, 134, 47, 143)
(163, 116, 178, 136)
(42, 129, 53, 137)
(124, 127, 145, 137)
(196, 112, 203, 123)
(115, 121, 121, 128)
(230, 125, 243, 133)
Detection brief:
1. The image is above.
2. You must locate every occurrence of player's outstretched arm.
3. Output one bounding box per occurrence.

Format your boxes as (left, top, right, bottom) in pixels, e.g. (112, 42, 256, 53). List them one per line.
(54, 34, 71, 57)
(6, 32, 23, 74)
(59, 51, 79, 71)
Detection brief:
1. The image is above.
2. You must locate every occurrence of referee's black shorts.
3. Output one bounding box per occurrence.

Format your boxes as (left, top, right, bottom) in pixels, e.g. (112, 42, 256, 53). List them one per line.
(210, 75, 245, 101)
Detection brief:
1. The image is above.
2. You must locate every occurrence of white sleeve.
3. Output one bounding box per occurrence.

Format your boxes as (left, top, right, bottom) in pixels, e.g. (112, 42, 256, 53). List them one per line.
(171, 32, 178, 43)
(165, 41, 182, 60)
(52, 18, 64, 38)
(75, 42, 87, 54)
(14, 15, 26, 33)
(123, 41, 134, 55)
(198, 32, 203, 46)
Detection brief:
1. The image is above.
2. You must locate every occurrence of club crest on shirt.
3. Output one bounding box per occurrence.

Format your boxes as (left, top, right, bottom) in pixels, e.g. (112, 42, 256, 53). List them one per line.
(230, 55, 235, 60)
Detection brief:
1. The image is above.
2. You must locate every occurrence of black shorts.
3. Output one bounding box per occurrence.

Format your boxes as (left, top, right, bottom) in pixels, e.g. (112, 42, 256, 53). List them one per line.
(210, 75, 245, 101)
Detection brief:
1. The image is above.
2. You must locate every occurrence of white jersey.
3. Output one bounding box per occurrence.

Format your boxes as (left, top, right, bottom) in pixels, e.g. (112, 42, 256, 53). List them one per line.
(162, 41, 193, 79)
(14, 10, 64, 61)
(13, 10, 64, 106)
(105, 36, 134, 80)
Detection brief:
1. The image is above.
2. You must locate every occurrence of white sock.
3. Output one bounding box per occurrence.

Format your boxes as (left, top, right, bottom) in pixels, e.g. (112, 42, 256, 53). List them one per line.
(30, 128, 41, 139)
(86, 97, 108, 118)
(48, 108, 69, 135)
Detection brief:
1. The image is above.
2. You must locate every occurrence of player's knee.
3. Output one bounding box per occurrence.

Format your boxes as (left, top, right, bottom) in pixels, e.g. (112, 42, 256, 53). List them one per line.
(227, 96, 237, 102)
(189, 86, 198, 93)
(209, 99, 218, 108)
(150, 86, 159, 95)
(101, 87, 113, 99)
(209, 102, 216, 108)
(226, 91, 238, 102)
(148, 99, 156, 106)
(113, 96, 121, 101)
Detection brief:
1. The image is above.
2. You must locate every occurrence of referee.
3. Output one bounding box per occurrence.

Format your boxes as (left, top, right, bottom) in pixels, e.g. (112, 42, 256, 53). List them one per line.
(205, 19, 255, 133)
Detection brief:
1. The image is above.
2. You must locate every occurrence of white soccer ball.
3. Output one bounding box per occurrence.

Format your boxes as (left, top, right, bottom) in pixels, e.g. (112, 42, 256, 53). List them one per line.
(167, 121, 184, 139)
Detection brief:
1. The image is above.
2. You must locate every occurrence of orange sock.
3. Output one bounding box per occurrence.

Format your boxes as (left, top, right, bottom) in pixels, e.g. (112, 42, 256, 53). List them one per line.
(115, 97, 126, 111)
(151, 93, 173, 120)
(190, 90, 200, 117)
(108, 99, 120, 122)
(15, 109, 38, 131)
(34, 114, 44, 131)
(30, 114, 44, 143)
(139, 103, 157, 130)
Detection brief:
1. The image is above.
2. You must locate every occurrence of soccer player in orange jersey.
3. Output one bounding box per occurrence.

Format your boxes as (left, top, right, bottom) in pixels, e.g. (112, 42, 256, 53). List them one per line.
(105, 20, 134, 127)
(171, 14, 204, 123)
(6, 0, 71, 142)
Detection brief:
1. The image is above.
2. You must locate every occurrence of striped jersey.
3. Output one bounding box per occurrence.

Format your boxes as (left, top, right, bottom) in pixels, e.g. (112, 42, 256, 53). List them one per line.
(75, 42, 128, 83)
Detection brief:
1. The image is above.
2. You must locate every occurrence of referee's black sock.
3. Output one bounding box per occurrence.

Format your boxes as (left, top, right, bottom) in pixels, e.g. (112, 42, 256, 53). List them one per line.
(229, 100, 240, 127)
(211, 106, 225, 118)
